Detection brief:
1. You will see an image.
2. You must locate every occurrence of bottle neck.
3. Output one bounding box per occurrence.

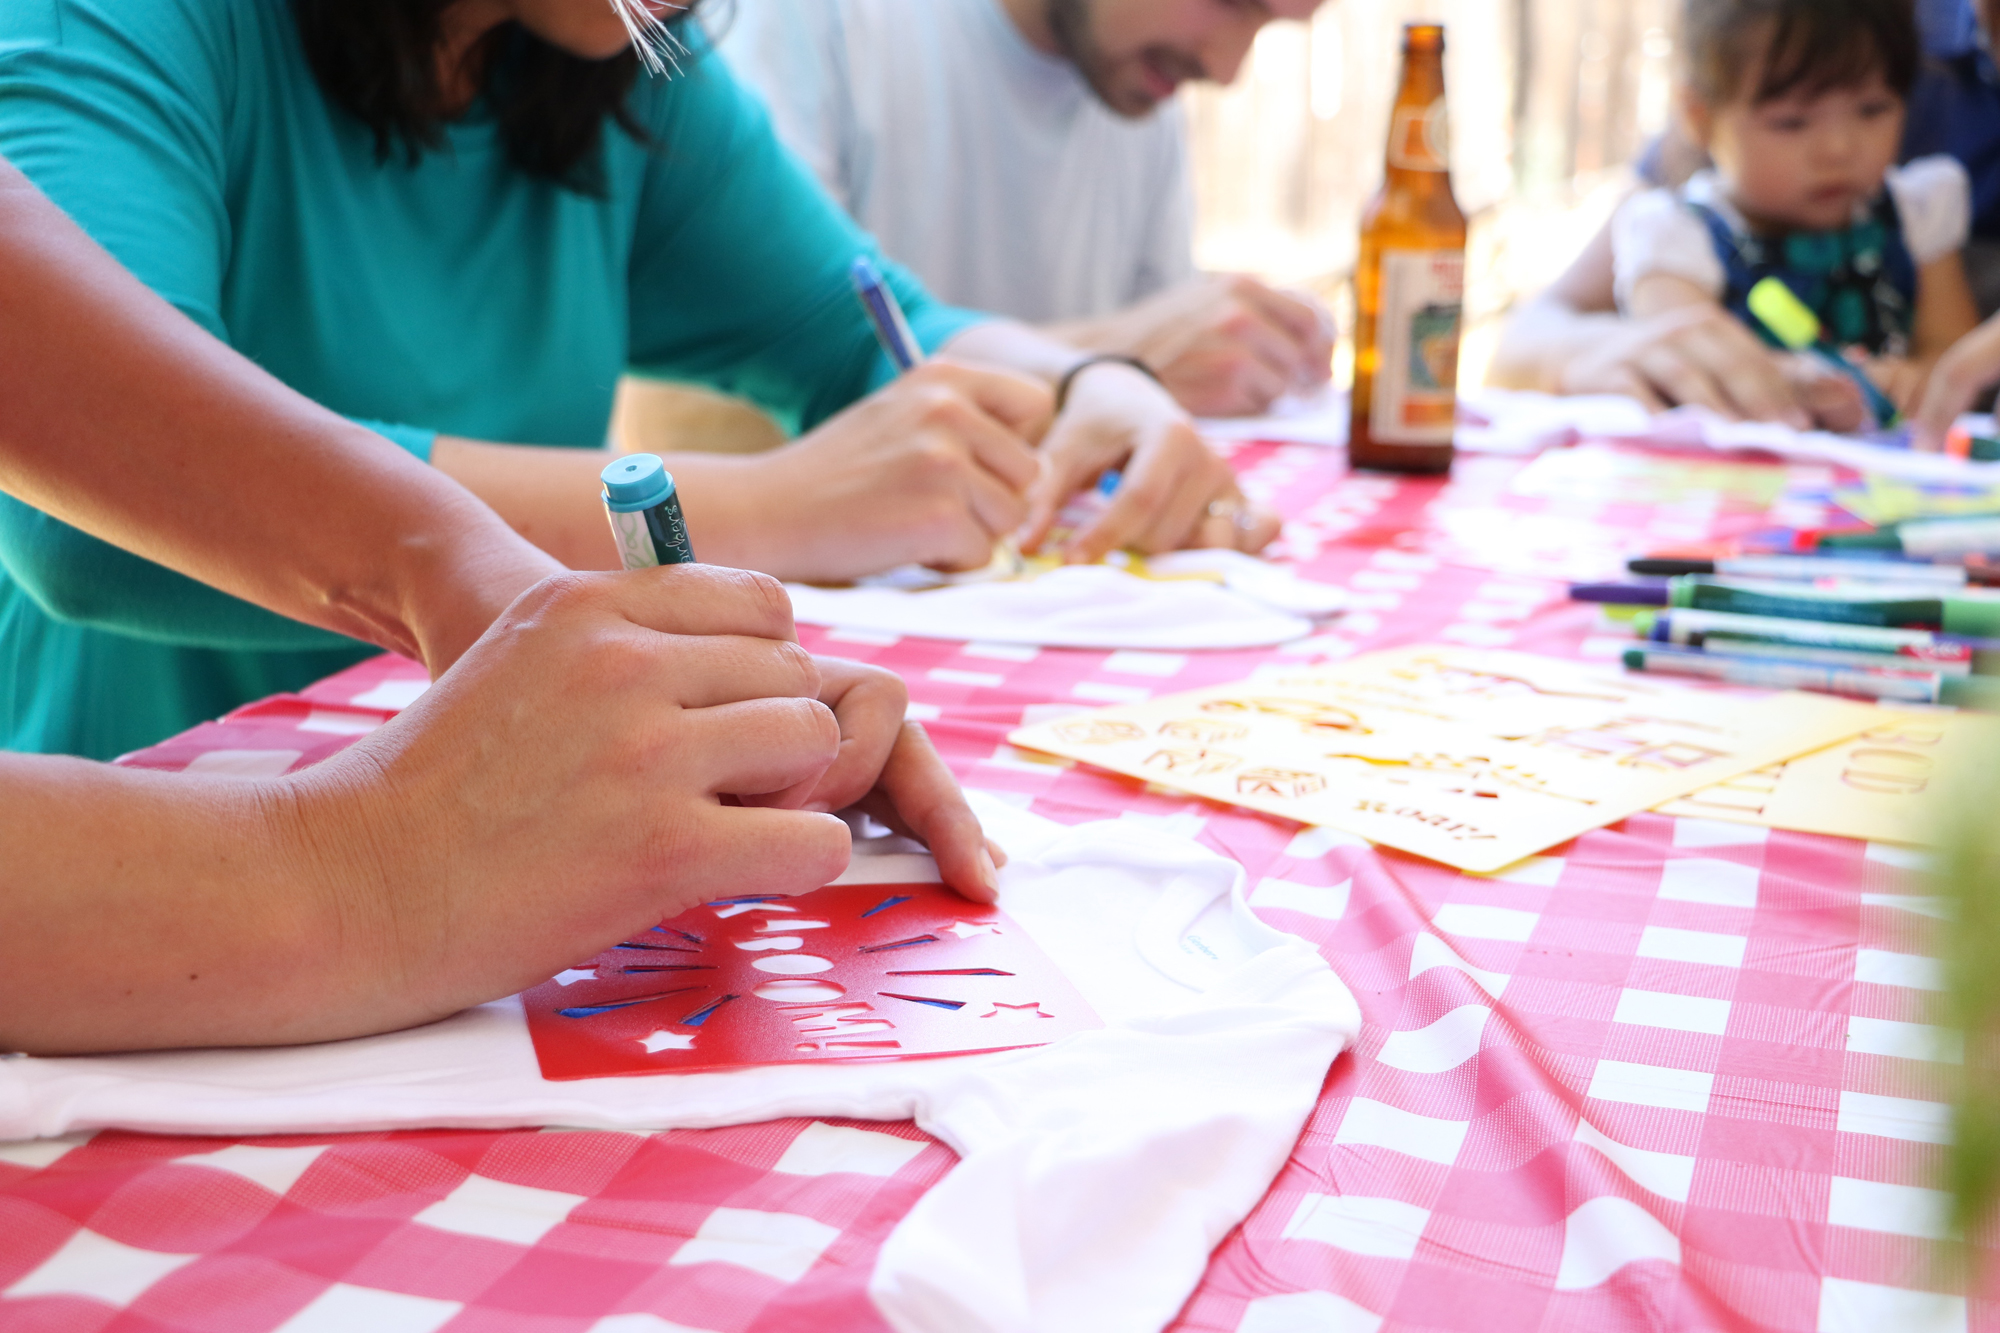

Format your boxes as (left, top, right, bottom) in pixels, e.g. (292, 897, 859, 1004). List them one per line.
(1383, 51, 1449, 183)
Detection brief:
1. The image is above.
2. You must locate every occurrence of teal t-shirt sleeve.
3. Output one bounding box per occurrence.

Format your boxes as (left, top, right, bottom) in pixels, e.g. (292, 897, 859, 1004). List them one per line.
(623, 41, 988, 434)
(0, 0, 237, 340)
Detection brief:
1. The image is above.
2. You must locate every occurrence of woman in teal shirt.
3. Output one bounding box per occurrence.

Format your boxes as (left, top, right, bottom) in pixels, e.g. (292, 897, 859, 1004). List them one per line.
(0, 0, 1266, 758)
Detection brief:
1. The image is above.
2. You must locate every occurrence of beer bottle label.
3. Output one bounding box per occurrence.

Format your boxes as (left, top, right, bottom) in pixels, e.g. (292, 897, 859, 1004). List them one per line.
(1369, 249, 1463, 446)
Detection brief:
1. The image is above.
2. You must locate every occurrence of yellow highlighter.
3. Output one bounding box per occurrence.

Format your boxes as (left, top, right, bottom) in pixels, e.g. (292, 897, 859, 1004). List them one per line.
(1745, 276, 1900, 427)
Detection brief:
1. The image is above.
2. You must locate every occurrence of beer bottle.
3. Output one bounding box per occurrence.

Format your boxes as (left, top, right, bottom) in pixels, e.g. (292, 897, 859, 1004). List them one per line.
(1348, 22, 1467, 474)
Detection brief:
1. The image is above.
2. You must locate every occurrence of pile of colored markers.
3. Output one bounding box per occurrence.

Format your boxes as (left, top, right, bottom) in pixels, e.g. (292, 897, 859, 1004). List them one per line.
(1574, 514, 2000, 707)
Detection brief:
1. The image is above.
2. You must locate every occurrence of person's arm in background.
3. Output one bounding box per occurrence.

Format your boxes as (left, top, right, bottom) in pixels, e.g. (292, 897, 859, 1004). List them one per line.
(1045, 274, 1335, 419)
(1488, 120, 1816, 423)
(1866, 160, 1982, 413)
(1864, 250, 1981, 413)
(0, 160, 558, 673)
(1488, 216, 1812, 424)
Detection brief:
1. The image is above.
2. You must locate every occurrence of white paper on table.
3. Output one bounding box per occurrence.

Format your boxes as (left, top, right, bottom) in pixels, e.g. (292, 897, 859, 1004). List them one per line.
(1454, 388, 1658, 455)
(1208, 385, 2000, 481)
(1637, 407, 2000, 482)
(787, 553, 1342, 649)
(1459, 390, 2000, 481)
(1196, 387, 1658, 456)
(1195, 383, 1348, 446)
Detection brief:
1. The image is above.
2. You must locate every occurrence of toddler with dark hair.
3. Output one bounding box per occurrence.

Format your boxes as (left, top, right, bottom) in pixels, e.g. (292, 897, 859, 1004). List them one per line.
(1612, 0, 1981, 428)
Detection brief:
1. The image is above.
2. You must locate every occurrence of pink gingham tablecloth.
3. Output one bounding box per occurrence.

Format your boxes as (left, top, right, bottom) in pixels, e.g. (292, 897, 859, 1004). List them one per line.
(2, 440, 1981, 1333)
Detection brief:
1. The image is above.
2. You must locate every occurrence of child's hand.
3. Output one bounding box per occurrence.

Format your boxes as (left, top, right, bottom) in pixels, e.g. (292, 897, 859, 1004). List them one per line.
(1846, 349, 1926, 417)
(1912, 314, 2000, 451)
(1778, 353, 1868, 433)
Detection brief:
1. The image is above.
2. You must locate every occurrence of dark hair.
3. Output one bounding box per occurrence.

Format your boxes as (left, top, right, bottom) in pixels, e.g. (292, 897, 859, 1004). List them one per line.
(1682, 0, 1919, 105)
(290, 0, 708, 195)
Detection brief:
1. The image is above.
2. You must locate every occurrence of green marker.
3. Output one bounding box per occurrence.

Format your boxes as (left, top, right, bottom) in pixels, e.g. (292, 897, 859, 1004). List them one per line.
(1745, 277, 1900, 427)
(1667, 574, 2000, 636)
(1818, 514, 2000, 557)
(601, 454, 696, 569)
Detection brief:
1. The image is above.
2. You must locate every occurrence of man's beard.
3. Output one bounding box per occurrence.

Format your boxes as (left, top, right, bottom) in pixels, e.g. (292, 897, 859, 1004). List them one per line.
(1044, 0, 1201, 119)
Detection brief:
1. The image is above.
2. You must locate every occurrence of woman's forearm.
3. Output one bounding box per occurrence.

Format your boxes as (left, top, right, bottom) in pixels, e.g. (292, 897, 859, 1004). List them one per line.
(0, 162, 559, 673)
(942, 320, 1091, 384)
(0, 755, 373, 1054)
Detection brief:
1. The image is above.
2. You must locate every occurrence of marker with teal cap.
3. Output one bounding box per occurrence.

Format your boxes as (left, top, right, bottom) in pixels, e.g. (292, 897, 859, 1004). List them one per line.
(602, 453, 696, 569)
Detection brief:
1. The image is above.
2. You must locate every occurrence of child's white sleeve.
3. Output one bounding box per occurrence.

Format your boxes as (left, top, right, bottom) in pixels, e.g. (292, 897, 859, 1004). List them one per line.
(1886, 155, 1973, 266)
(1611, 188, 1727, 312)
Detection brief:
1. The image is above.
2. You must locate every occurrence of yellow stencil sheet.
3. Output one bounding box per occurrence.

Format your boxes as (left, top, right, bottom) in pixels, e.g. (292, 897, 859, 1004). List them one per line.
(1656, 711, 2000, 846)
(1009, 646, 1880, 873)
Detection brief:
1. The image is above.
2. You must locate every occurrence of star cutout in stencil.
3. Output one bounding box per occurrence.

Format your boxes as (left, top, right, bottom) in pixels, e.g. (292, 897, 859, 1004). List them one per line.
(944, 920, 1002, 939)
(637, 1030, 697, 1053)
(980, 1001, 1054, 1021)
(553, 969, 598, 987)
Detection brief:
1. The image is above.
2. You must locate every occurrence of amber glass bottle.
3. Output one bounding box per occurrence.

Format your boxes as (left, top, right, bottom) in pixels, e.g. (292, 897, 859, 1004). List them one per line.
(1348, 23, 1467, 474)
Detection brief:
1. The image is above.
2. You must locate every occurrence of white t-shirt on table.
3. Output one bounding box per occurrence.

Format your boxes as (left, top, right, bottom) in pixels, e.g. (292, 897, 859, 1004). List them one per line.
(713, 0, 1199, 323)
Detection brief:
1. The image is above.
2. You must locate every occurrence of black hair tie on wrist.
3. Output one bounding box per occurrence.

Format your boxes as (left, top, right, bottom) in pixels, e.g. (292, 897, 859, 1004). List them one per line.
(1055, 354, 1160, 412)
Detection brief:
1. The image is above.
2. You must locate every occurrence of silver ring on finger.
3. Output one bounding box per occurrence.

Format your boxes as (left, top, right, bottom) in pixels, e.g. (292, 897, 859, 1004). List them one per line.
(1206, 495, 1256, 531)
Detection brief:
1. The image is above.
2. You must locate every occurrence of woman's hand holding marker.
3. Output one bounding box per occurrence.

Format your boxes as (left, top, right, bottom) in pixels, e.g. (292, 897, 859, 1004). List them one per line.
(700, 360, 1051, 580)
(272, 566, 995, 1048)
(594, 455, 1001, 905)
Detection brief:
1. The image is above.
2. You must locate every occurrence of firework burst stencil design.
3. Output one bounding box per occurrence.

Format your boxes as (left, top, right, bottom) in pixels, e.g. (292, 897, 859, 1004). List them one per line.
(523, 882, 1100, 1079)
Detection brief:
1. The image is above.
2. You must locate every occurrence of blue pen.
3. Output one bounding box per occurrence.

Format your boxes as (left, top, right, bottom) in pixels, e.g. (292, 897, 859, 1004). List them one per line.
(602, 453, 696, 569)
(850, 257, 924, 372)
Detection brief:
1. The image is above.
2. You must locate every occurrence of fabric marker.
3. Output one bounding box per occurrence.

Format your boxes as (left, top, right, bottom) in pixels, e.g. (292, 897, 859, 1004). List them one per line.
(1943, 423, 2000, 461)
(1818, 514, 2000, 558)
(1659, 636, 1973, 676)
(850, 256, 923, 372)
(1628, 554, 1969, 588)
(602, 454, 696, 569)
(1621, 645, 1970, 705)
(1638, 608, 1956, 654)
(1635, 605, 1978, 673)
(1665, 575, 2000, 633)
(1574, 576, 2000, 635)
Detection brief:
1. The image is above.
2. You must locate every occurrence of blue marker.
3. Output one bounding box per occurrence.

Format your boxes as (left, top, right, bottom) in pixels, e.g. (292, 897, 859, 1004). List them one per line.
(602, 453, 696, 569)
(850, 256, 924, 372)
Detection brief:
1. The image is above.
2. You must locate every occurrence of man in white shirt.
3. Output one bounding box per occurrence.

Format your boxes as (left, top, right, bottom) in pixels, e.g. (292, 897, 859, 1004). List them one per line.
(717, 0, 1334, 418)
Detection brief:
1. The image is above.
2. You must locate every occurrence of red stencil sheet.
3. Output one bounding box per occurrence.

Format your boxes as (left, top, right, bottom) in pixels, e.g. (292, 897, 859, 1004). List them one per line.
(522, 882, 1101, 1080)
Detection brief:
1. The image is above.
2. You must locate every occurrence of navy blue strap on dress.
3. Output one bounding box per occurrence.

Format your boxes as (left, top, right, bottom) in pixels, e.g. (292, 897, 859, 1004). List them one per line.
(1688, 192, 1919, 356)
